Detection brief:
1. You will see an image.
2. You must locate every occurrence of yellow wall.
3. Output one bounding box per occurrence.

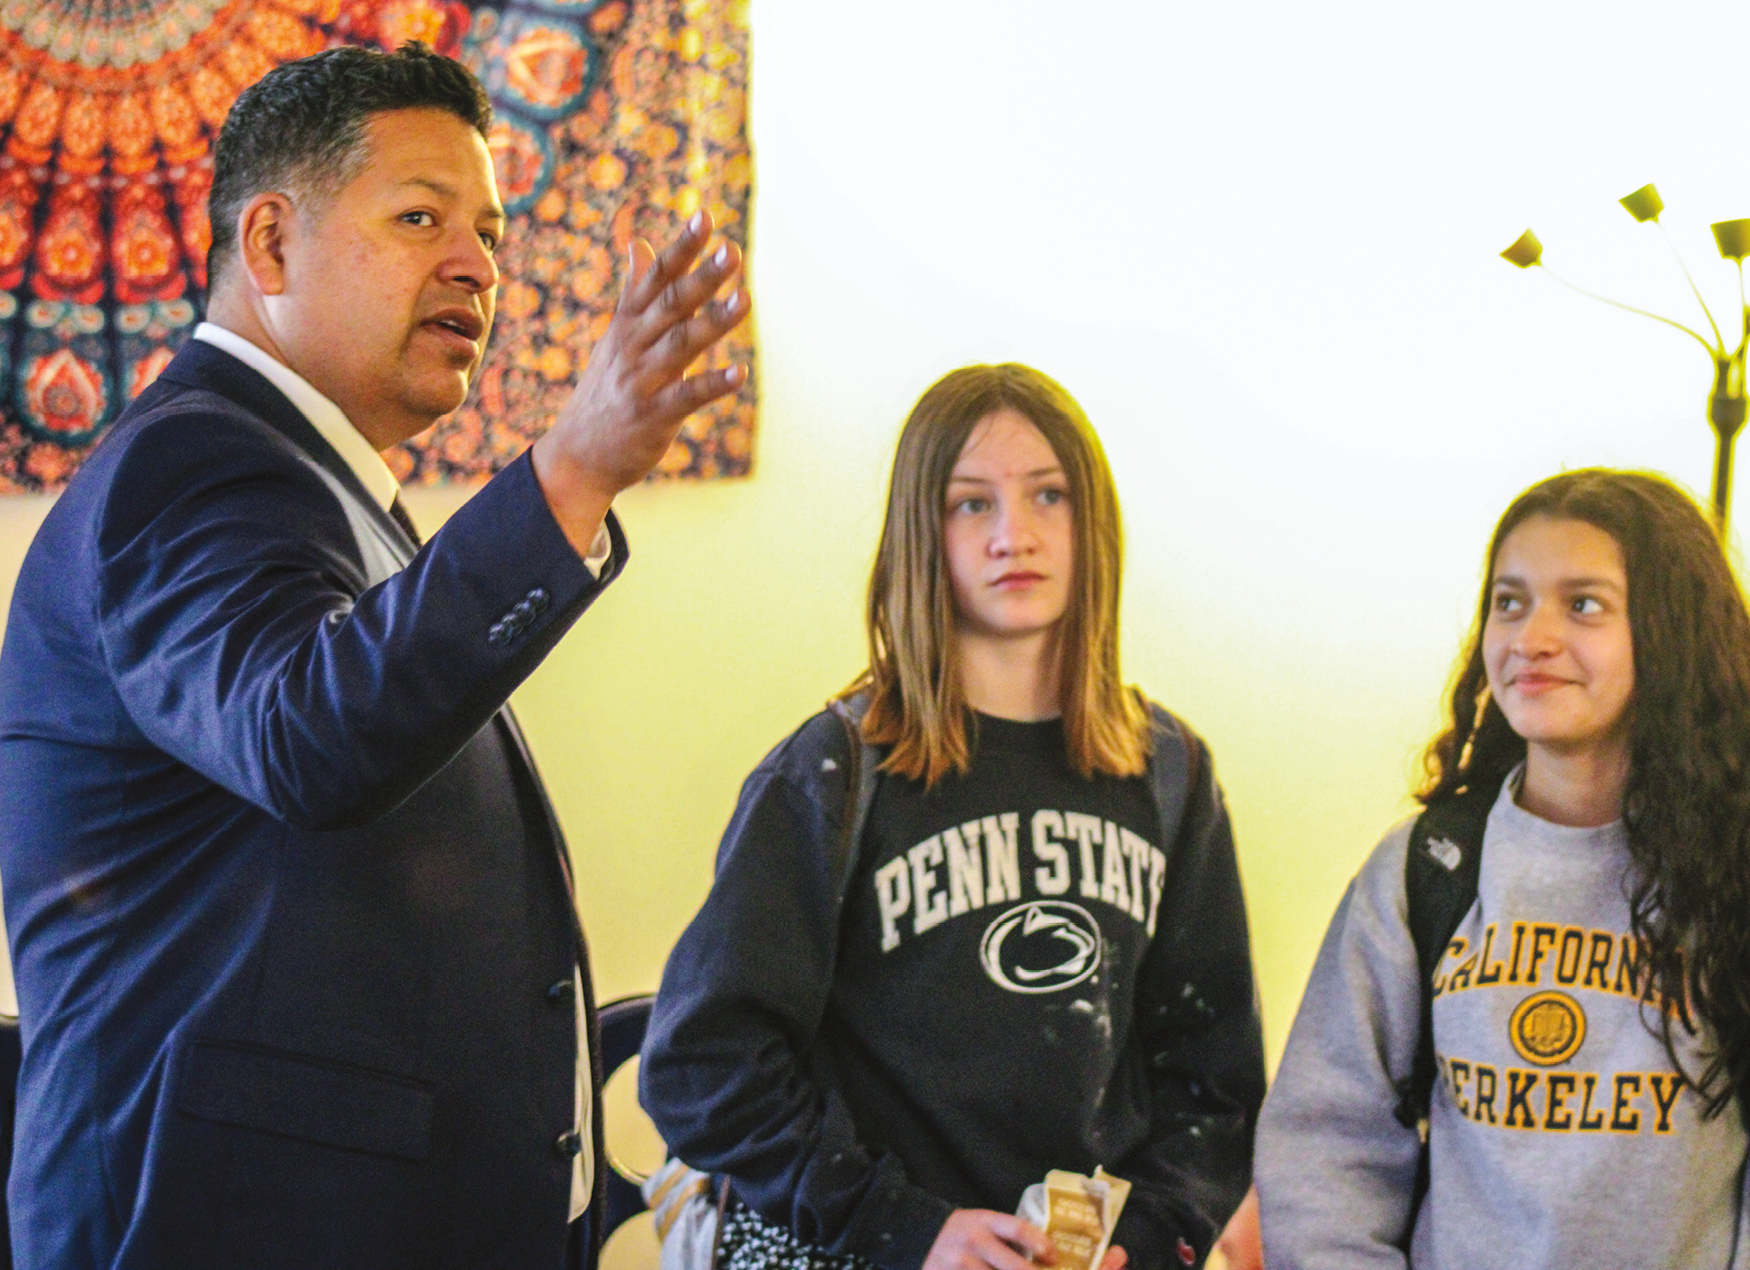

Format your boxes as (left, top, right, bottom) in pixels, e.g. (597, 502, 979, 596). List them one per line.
(3, 1, 1750, 1077)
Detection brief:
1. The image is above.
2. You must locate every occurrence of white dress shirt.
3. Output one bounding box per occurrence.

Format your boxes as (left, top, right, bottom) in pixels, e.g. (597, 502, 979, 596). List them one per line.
(192, 322, 599, 1220)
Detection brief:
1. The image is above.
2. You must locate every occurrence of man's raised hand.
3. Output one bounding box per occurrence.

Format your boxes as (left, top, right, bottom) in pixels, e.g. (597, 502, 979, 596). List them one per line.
(531, 208, 748, 555)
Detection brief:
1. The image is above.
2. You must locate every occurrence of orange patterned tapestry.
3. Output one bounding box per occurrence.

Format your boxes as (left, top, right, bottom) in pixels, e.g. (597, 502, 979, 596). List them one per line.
(0, 0, 754, 491)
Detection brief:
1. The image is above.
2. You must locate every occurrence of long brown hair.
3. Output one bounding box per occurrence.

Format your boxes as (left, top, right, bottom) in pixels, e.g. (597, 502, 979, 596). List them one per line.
(1421, 468, 1750, 1116)
(847, 364, 1150, 785)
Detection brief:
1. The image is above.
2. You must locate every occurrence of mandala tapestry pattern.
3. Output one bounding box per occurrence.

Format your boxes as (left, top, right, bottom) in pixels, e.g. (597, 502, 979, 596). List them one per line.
(0, 0, 753, 491)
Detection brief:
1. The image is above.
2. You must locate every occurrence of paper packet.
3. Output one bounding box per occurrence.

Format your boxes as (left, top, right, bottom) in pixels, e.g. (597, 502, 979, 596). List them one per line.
(1015, 1167, 1131, 1270)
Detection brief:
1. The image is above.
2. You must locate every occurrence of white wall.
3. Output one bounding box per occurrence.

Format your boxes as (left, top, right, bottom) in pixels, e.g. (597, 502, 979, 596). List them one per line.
(668, 0, 1750, 1058)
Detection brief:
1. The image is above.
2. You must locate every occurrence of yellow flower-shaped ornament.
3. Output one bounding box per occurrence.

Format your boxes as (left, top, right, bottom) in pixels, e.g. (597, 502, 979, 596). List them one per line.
(1500, 230, 1543, 269)
(1620, 184, 1665, 223)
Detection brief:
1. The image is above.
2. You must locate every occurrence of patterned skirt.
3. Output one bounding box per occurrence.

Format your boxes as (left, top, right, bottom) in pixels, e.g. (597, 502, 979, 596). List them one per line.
(715, 1200, 878, 1270)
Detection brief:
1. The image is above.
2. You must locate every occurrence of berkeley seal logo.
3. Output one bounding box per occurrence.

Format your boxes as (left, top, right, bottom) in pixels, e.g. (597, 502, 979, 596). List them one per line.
(1509, 990, 1587, 1066)
(979, 901, 1102, 994)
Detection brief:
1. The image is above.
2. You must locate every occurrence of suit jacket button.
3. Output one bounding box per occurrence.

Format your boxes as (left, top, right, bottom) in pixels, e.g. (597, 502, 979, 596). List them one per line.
(527, 587, 550, 614)
(554, 1130, 584, 1158)
(546, 977, 574, 1004)
(488, 621, 509, 647)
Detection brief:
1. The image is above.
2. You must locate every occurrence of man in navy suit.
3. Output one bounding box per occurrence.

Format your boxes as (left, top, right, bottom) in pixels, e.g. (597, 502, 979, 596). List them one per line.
(0, 43, 746, 1269)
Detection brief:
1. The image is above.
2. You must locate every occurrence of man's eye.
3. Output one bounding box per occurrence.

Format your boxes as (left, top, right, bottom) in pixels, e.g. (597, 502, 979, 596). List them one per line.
(403, 211, 435, 227)
(480, 232, 499, 252)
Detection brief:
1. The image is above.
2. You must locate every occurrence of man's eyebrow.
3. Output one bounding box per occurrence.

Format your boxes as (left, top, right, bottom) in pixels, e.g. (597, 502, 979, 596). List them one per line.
(399, 176, 506, 222)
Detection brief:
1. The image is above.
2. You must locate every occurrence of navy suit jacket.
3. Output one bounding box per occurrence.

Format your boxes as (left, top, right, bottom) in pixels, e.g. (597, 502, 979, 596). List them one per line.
(0, 340, 623, 1269)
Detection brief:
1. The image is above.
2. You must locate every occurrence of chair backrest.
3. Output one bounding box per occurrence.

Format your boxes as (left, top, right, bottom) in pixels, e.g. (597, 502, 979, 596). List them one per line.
(596, 994, 656, 1260)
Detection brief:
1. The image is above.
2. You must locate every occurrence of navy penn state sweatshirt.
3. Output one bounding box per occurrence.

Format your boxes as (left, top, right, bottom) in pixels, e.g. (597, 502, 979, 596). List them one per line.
(641, 705, 1264, 1270)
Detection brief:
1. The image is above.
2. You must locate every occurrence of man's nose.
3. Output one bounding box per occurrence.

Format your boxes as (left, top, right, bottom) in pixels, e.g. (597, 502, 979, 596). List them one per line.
(444, 231, 499, 293)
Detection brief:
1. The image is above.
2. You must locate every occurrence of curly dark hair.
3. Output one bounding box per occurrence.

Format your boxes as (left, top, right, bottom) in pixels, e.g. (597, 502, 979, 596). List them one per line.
(208, 41, 491, 284)
(1421, 468, 1750, 1117)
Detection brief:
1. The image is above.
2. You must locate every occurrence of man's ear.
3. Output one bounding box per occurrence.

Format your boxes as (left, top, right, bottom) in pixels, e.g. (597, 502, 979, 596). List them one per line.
(237, 192, 295, 297)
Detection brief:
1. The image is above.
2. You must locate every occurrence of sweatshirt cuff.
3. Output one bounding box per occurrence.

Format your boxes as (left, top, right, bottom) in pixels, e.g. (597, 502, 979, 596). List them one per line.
(1112, 1194, 1215, 1270)
(842, 1175, 954, 1270)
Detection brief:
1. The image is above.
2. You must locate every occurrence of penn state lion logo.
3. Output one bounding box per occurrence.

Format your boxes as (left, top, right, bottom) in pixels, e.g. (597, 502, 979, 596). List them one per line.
(979, 901, 1102, 994)
(1509, 990, 1587, 1066)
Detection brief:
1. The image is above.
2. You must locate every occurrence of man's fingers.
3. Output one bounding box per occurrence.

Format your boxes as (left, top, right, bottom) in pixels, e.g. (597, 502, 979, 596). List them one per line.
(628, 239, 742, 353)
(646, 363, 746, 424)
(638, 286, 748, 387)
(638, 213, 711, 305)
(623, 209, 715, 313)
(615, 238, 658, 313)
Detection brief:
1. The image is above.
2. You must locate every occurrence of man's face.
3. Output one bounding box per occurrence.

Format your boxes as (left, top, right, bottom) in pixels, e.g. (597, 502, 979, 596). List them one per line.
(264, 107, 504, 450)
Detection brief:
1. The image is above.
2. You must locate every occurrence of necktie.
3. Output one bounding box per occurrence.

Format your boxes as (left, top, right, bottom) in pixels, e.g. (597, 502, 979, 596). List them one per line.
(388, 495, 422, 548)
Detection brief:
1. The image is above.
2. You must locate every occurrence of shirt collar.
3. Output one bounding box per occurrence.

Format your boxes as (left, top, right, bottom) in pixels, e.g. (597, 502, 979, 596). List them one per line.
(193, 322, 400, 513)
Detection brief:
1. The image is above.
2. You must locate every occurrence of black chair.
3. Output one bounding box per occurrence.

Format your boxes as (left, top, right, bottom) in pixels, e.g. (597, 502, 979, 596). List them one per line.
(0, 1014, 18, 1270)
(595, 994, 657, 1264)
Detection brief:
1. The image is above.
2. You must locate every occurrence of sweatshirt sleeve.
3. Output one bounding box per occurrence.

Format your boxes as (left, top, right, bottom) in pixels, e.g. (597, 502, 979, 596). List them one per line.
(639, 720, 953, 1270)
(1253, 822, 1423, 1270)
(1113, 730, 1268, 1270)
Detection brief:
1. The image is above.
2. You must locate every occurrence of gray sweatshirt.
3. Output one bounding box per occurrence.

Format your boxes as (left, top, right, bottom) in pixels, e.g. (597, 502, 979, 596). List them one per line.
(1256, 778, 1749, 1268)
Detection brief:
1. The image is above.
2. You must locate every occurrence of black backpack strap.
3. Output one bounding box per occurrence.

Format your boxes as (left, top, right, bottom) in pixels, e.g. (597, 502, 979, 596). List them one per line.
(1392, 777, 1499, 1235)
(826, 693, 880, 909)
(1137, 694, 1202, 858)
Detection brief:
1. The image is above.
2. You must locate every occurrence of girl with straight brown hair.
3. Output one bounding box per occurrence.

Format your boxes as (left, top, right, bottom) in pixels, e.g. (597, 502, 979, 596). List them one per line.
(642, 364, 1265, 1270)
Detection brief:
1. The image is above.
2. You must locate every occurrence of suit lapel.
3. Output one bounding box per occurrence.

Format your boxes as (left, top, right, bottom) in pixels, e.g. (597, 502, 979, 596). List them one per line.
(156, 339, 418, 561)
(158, 349, 573, 882)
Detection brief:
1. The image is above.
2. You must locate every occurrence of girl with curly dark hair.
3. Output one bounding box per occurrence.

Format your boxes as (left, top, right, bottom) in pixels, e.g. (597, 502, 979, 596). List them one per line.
(1255, 469, 1750, 1268)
